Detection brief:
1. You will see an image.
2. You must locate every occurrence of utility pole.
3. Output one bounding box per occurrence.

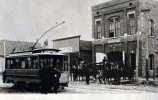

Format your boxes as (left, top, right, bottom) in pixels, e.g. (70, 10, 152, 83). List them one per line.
(141, 9, 150, 81)
(31, 21, 65, 50)
(123, 33, 128, 66)
(136, 32, 141, 81)
(3, 40, 6, 72)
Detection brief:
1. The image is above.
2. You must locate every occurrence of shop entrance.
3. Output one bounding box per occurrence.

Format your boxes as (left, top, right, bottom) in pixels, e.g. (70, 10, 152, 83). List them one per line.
(106, 51, 135, 81)
(130, 53, 136, 69)
(107, 51, 124, 66)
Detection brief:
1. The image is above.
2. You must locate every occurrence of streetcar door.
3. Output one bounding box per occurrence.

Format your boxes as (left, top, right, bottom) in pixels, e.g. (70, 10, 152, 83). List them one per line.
(59, 55, 69, 84)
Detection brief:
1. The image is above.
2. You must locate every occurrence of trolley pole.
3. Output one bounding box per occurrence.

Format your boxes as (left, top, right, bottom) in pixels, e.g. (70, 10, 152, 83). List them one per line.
(31, 21, 65, 50)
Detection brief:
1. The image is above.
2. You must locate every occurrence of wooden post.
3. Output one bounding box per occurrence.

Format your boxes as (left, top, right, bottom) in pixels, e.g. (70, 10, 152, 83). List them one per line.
(3, 40, 6, 72)
(136, 32, 141, 81)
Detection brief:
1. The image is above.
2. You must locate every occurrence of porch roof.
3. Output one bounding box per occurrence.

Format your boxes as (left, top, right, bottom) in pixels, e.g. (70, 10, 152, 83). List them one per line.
(93, 34, 137, 45)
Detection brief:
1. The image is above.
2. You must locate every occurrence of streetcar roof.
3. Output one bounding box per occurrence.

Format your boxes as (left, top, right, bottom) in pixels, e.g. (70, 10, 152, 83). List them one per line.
(10, 48, 61, 54)
(6, 49, 64, 58)
(6, 52, 64, 58)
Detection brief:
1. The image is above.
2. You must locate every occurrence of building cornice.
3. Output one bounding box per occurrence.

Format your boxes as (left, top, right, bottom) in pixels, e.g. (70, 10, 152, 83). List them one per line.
(92, 0, 135, 11)
(53, 35, 81, 41)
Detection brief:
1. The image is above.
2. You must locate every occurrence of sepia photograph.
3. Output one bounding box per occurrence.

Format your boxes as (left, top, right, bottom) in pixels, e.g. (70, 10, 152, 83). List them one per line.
(0, 0, 158, 99)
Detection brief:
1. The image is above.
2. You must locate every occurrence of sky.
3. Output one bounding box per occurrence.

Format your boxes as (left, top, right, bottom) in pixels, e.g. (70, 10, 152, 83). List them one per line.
(0, 0, 110, 43)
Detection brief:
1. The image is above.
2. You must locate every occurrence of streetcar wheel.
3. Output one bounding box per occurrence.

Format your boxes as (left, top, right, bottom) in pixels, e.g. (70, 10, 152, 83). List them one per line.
(52, 86, 59, 93)
(40, 83, 52, 93)
(13, 82, 26, 90)
(28, 83, 40, 91)
(61, 86, 64, 90)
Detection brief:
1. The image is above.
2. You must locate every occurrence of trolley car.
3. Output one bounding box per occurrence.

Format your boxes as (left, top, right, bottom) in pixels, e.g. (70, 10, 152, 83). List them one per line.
(3, 49, 69, 92)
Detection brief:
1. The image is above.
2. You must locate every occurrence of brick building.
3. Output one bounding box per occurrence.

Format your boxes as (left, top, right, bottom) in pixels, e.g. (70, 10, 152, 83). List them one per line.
(92, 0, 158, 77)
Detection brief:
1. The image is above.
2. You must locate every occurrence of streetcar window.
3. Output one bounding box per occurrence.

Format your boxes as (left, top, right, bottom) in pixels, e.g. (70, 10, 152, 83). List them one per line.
(55, 58, 63, 71)
(27, 57, 32, 69)
(21, 61, 25, 69)
(15, 58, 20, 68)
(6, 59, 11, 69)
(63, 56, 69, 71)
(47, 58, 51, 67)
(32, 56, 38, 69)
(6, 58, 19, 69)
(40, 59, 44, 68)
(10, 59, 14, 69)
(38, 55, 67, 71)
(15, 58, 19, 67)
(50, 58, 54, 67)
(18, 57, 29, 69)
(9, 59, 16, 69)
(56, 59, 60, 68)
(39, 56, 51, 68)
(43, 58, 47, 67)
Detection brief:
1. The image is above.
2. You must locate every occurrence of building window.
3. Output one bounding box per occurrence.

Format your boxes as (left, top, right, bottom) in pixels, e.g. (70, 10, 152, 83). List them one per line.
(115, 17, 121, 36)
(109, 18, 115, 37)
(127, 11, 136, 35)
(109, 17, 120, 38)
(96, 20, 102, 39)
(149, 19, 154, 36)
(149, 54, 154, 70)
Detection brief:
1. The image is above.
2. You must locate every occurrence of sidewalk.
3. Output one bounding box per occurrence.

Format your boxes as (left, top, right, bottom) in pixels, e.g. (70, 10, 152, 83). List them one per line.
(69, 81, 158, 93)
(136, 77, 158, 86)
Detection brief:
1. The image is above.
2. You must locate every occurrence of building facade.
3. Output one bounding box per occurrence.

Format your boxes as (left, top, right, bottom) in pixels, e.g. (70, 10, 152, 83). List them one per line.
(92, 0, 158, 77)
(53, 35, 92, 66)
(0, 40, 41, 72)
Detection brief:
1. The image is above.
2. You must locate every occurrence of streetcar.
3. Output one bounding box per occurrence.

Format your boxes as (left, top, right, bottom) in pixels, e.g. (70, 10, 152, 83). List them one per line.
(2, 49, 69, 92)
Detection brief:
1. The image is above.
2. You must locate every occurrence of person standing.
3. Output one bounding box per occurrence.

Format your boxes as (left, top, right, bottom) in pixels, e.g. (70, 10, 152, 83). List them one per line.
(84, 62, 90, 85)
(51, 67, 61, 93)
(73, 65, 77, 81)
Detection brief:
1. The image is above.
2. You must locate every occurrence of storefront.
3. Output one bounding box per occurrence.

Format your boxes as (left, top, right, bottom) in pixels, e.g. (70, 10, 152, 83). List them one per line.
(93, 34, 139, 75)
(53, 35, 92, 66)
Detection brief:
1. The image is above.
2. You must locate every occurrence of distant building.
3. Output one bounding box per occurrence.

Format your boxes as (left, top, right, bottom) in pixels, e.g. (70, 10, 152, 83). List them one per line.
(92, 0, 158, 77)
(0, 40, 41, 72)
(53, 35, 92, 66)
